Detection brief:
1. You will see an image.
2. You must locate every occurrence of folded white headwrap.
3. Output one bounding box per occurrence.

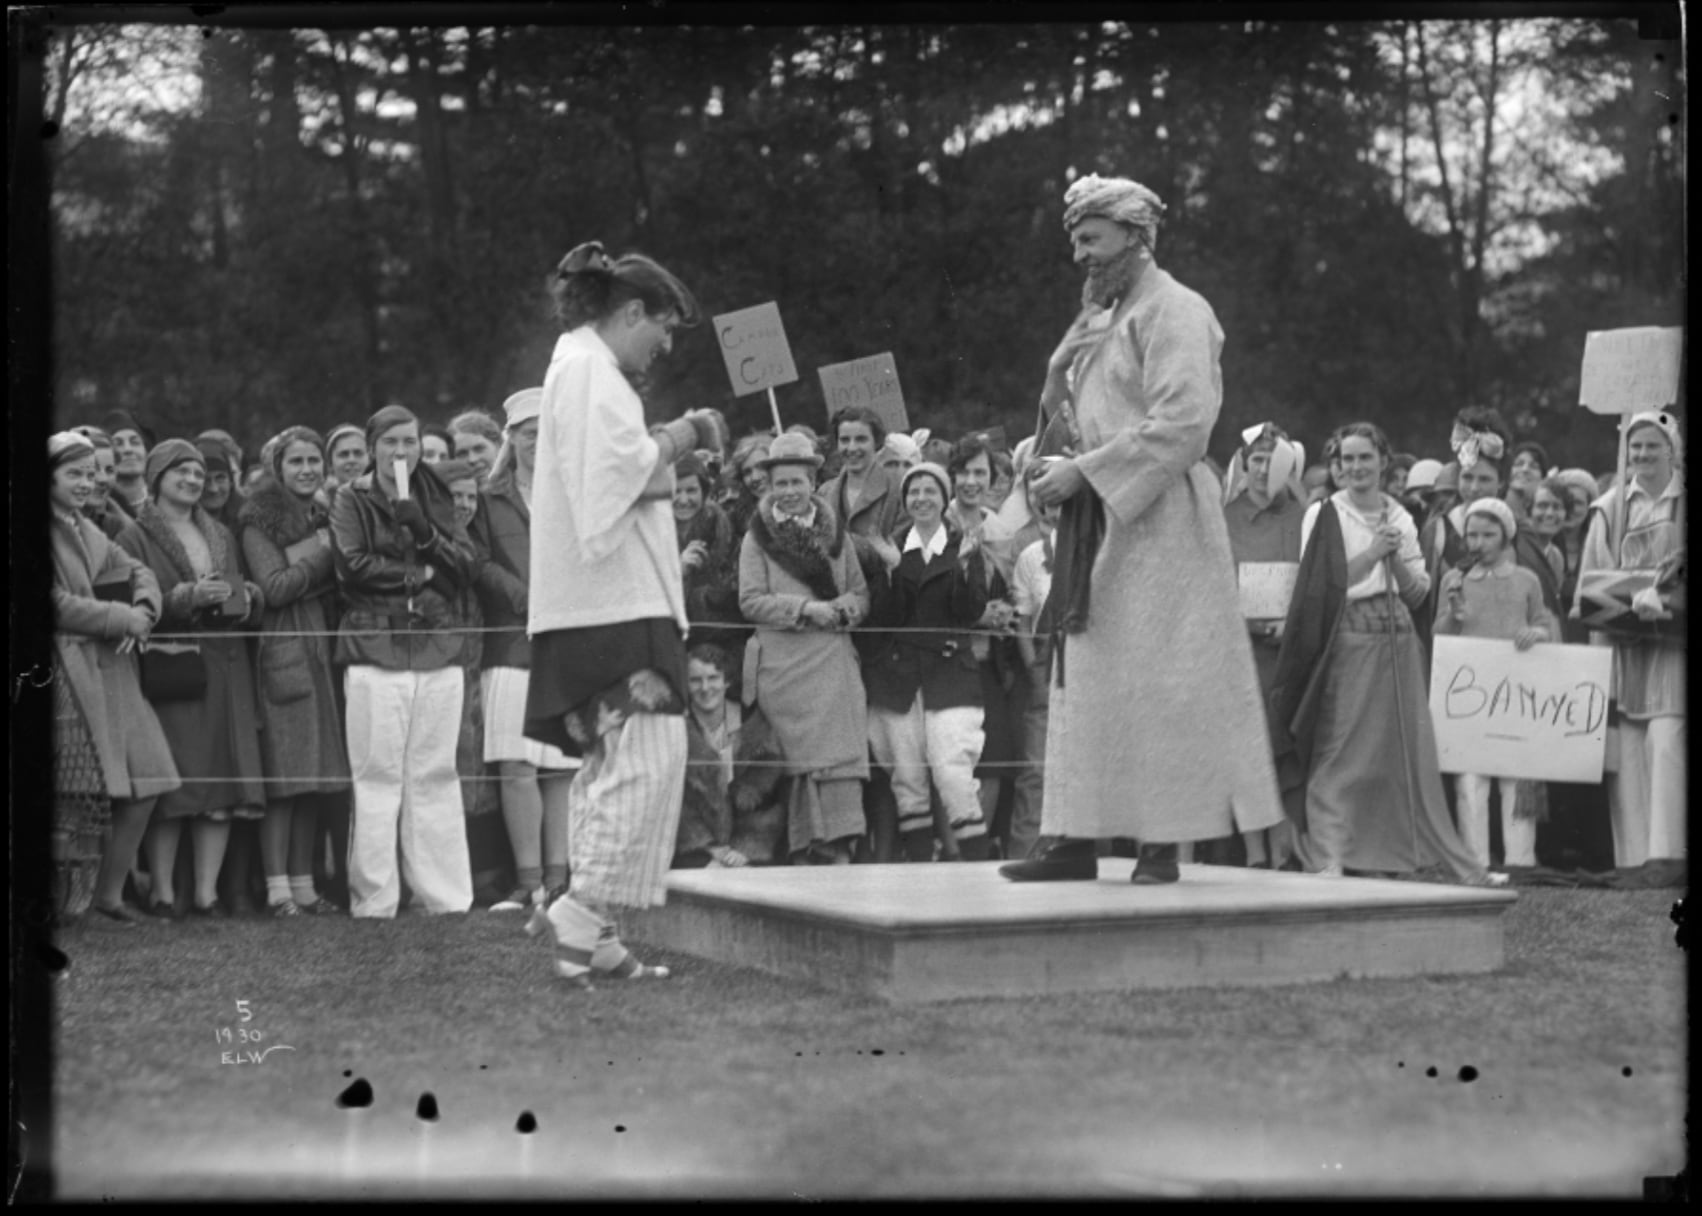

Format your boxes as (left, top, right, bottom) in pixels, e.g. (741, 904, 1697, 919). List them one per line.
(1449, 421, 1506, 471)
(1062, 174, 1166, 236)
(1222, 423, 1306, 506)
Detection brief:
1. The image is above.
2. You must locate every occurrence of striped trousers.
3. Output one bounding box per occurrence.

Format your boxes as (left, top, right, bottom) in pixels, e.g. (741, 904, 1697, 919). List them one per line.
(567, 712, 687, 910)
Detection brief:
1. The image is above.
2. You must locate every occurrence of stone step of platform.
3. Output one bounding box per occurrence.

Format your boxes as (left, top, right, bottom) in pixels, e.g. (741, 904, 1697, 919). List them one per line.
(621, 862, 1517, 1003)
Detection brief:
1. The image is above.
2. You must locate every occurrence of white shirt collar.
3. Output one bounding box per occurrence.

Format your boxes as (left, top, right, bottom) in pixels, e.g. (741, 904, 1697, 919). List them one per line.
(903, 524, 950, 560)
(774, 502, 817, 527)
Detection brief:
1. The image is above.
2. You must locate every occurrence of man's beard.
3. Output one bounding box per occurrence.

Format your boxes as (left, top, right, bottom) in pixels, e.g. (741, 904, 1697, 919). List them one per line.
(1081, 245, 1143, 309)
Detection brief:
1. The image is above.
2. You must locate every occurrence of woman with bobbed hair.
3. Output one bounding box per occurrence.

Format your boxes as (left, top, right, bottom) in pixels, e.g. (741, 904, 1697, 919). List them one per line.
(450, 410, 505, 483)
(238, 426, 350, 916)
(1269, 422, 1497, 886)
(523, 241, 724, 984)
(723, 433, 773, 538)
(331, 404, 482, 918)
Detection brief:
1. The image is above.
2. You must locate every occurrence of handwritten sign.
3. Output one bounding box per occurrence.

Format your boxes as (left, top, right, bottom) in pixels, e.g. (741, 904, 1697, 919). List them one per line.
(1578, 327, 1683, 415)
(1429, 636, 1611, 782)
(713, 302, 799, 397)
(1237, 562, 1299, 621)
(818, 352, 909, 432)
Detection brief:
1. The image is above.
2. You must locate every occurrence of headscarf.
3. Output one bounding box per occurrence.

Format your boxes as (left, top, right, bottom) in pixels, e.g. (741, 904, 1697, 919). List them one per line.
(489, 388, 544, 482)
(1626, 410, 1684, 468)
(1449, 420, 1506, 472)
(1222, 423, 1306, 506)
(144, 438, 205, 498)
(50, 430, 96, 470)
(1062, 174, 1166, 241)
(1463, 496, 1517, 544)
(883, 431, 920, 460)
(269, 426, 325, 479)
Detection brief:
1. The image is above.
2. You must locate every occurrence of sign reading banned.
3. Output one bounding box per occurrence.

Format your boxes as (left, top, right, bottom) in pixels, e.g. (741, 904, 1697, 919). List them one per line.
(1428, 636, 1611, 782)
(713, 302, 799, 397)
(1578, 327, 1683, 415)
(817, 352, 909, 432)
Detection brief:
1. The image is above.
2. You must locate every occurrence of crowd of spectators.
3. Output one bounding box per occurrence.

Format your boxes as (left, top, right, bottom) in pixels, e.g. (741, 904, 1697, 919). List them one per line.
(44, 394, 1685, 929)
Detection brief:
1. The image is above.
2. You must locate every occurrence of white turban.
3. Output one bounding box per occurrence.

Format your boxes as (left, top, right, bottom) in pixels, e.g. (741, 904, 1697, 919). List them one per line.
(1062, 174, 1166, 235)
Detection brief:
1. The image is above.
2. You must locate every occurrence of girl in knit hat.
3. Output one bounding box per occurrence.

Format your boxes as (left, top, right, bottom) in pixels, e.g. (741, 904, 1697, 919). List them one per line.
(1434, 496, 1556, 874)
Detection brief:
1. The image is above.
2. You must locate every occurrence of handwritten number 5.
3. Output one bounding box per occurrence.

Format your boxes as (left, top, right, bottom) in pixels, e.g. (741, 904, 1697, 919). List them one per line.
(237, 999, 252, 1023)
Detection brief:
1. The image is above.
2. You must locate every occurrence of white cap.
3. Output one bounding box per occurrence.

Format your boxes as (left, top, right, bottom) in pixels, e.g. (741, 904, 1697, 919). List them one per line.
(1405, 458, 1444, 491)
(502, 388, 543, 428)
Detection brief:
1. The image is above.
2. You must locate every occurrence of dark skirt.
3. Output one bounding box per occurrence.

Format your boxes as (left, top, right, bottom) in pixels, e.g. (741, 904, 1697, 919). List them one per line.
(524, 617, 688, 759)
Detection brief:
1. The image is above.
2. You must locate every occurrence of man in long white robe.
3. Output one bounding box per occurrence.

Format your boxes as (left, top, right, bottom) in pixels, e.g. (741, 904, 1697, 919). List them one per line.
(1001, 175, 1285, 885)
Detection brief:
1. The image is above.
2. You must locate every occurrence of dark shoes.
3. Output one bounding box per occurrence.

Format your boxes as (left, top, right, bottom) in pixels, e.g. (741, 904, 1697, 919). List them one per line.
(190, 900, 230, 919)
(1132, 843, 1180, 885)
(148, 900, 184, 921)
(999, 837, 1098, 882)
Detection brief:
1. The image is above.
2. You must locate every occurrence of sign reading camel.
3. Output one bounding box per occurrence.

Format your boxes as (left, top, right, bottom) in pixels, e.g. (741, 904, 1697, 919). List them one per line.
(1428, 636, 1611, 783)
(713, 302, 799, 397)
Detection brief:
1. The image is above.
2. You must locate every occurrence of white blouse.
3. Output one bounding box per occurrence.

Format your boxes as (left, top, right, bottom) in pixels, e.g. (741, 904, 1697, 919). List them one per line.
(1301, 491, 1429, 603)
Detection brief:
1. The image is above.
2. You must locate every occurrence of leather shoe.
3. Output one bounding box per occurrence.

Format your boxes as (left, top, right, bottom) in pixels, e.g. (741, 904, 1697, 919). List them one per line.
(1132, 843, 1180, 885)
(999, 837, 1097, 882)
(148, 900, 184, 921)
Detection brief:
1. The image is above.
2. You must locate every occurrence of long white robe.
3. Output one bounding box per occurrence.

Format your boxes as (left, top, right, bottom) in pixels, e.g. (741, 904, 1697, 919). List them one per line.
(1043, 263, 1285, 841)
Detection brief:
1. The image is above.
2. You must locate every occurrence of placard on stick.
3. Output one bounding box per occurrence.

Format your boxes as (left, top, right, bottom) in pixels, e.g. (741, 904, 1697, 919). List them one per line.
(817, 352, 909, 433)
(713, 302, 799, 398)
(1578, 327, 1683, 414)
(1428, 636, 1612, 782)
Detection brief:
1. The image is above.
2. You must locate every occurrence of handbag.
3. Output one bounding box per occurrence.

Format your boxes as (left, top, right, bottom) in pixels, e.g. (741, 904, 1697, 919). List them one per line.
(138, 640, 208, 703)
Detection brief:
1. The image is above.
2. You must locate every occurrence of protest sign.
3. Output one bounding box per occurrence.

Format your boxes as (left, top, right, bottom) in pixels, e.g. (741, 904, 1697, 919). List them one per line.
(1237, 562, 1299, 621)
(713, 302, 799, 398)
(1428, 636, 1611, 782)
(1578, 327, 1683, 415)
(817, 353, 909, 432)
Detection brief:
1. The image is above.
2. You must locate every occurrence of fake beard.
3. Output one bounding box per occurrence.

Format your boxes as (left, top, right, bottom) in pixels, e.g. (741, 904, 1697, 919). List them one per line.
(1081, 244, 1143, 309)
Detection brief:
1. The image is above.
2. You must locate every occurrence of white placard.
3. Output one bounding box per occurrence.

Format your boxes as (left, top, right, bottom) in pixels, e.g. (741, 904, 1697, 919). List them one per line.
(1237, 562, 1299, 621)
(713, 302, 799, 397)
(818, 352, 910, 432)
(1578, 326, 1683, 415)
(394, 457, 410, 500)
(1428, 636, 1612, 782)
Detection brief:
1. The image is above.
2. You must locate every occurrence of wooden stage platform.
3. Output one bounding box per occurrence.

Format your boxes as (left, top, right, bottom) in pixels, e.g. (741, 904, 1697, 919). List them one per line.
(621, 863, 1517, 1003)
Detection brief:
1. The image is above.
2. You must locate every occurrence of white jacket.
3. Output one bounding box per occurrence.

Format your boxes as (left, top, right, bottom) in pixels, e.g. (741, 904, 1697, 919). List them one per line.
(528, 327, 687, 634)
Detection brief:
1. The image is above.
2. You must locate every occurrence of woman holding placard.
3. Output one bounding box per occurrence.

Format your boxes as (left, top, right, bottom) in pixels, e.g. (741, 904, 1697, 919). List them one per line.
(238, 426, 350, 916)
(330, 404, 480, 919)
(1269, 423, 1495, 886)
(1221, 422, 1307, 869)
(1575, 410, 1685, 878)
(116, 438, 269, 917)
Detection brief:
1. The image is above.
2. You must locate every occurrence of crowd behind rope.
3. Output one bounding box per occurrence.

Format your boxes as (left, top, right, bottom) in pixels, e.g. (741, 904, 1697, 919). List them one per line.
(45, 393, 1685, 929)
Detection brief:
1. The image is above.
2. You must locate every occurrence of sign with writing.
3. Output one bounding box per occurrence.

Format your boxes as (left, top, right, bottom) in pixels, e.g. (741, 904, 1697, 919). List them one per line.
(1237, 562, 1299, 621)
(713, 302, 799, 397)
(817, 352, 909, 432)
(1578, 327, 1683, 415)
(1429, 636, 1611, 782)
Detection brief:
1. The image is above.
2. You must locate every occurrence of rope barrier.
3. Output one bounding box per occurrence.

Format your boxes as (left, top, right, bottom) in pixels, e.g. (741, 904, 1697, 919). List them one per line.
(85, 621, 1049, 642)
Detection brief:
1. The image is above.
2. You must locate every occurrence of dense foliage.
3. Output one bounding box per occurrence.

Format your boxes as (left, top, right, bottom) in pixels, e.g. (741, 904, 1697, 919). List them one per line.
(42, 16, 1684, 470)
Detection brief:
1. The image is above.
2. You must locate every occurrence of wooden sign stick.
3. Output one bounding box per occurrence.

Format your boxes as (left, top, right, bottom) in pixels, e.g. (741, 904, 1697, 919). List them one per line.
(766, 386, 783, 435)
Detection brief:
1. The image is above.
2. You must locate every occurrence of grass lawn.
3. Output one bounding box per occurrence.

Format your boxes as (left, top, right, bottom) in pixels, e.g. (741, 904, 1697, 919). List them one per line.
(43, 884, 1684, 1198)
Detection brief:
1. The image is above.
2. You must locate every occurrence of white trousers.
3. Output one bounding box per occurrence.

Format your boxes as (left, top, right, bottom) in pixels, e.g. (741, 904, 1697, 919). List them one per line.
(567, 712, 686, 911)
(1454, 774, 1537, 869)
(345, 665, 472, 918)
(868, 694, 985, 840)
(1611, 716, 1686, 867)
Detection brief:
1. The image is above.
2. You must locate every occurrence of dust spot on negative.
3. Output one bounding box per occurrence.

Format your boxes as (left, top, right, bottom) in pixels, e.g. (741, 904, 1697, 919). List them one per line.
(336, 1078, 374, 1108)
(416, 1092, 439, 1121)
(615, 1124, 627, 1133)
(1425, 1067, 1438, 1078)
(517, 1111, 537, 1134)
(1458, 1066, 1478, 1083)
(1622, 1066, 1634, 1077)
(37, 943, 69, 973)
